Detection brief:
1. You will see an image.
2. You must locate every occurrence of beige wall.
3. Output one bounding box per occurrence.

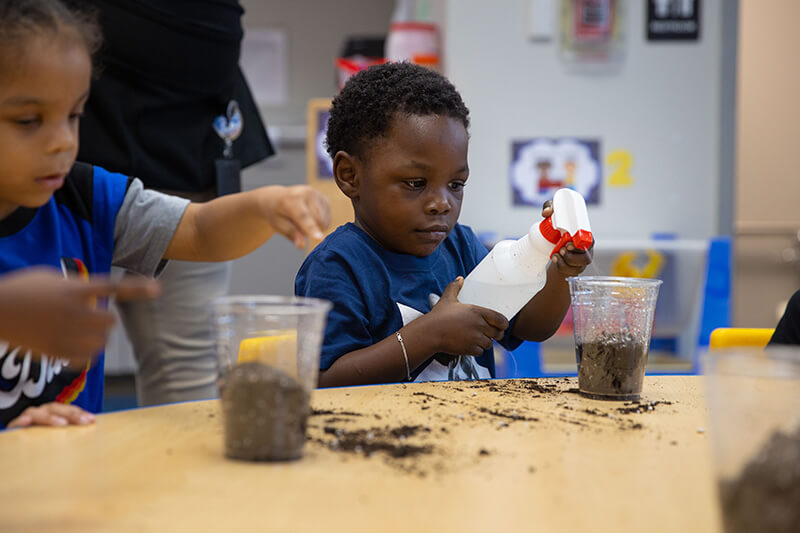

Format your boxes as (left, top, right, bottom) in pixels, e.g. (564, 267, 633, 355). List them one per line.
(734, 0, 800, 326)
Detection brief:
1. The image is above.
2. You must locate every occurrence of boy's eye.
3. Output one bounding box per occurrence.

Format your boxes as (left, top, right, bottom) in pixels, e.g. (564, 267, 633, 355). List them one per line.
(404, 178, 426, 190)
(449, 181, 466, 191)
(69, 111, 84, 122)
(13, 116, 41, 126)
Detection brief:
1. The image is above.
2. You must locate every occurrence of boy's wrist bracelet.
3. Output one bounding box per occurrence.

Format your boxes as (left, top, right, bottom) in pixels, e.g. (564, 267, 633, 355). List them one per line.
(395, 331, 412, 381)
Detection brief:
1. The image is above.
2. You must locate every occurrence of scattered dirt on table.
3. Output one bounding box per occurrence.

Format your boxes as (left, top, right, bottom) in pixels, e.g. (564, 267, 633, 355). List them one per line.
(307, 377, 678, 475)
(477, 406, 539, 423)
(616, 400, 673, 415)
(310, 408, 364, 417)
(313, 424, 434, 460)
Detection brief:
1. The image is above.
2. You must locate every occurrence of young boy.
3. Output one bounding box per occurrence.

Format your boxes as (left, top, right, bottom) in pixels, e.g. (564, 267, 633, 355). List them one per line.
(0, 0, 330, 428)
(295, 62, 592, 388)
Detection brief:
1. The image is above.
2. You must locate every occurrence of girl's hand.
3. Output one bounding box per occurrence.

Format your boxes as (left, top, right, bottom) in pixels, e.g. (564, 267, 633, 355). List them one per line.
(0, 268, 160, 365)
(259, 186, 331, 248)
(7, 402, 95, 429)
(541, 200, 593, 278)
(426, 277, 509, 356)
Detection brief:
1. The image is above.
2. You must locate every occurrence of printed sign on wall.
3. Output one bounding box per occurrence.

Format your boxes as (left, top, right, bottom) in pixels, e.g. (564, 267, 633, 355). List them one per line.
(510, 138, 601, 207)
(314, 108, 334, 178)
(647, 0, 700, 41)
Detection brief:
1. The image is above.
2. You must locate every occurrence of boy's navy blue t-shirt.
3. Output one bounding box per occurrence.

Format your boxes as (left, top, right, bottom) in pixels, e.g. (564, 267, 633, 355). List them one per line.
(295, 222, 522, 381)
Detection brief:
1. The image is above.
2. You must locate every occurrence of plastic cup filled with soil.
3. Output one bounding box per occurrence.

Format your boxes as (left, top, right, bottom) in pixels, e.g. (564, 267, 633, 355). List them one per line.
(568, 276, 662, 401)
(214, 296, 331, 461)
(705, 347, 800, 533)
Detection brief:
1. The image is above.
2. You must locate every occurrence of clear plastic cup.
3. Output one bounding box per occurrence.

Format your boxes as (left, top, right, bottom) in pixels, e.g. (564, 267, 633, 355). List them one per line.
(568, 276, 662, 400)
(704, 348, 800, 533)
(214, 296, 331, 462)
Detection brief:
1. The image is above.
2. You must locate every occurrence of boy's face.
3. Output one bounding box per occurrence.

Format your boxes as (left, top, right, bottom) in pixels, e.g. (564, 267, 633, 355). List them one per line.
(346, 114, 469, 257)
(0, 35, 91, 220)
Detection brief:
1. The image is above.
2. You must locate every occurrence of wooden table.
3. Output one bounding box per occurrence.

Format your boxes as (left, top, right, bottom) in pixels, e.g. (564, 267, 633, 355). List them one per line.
(1, 377, 721, 532)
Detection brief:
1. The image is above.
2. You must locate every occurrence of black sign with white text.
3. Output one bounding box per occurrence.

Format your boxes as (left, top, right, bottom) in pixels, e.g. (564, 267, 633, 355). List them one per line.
(647, 0, 700, 41)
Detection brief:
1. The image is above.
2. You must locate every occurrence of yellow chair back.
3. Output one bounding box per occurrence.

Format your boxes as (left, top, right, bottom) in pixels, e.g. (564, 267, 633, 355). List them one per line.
(708, 328, 774, 350)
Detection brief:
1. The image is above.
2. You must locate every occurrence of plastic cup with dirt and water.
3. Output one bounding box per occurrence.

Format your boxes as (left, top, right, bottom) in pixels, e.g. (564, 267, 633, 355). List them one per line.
(568, 276, 662, 400)
(704, 347, 800, 533)
(214, 296, 331, 462)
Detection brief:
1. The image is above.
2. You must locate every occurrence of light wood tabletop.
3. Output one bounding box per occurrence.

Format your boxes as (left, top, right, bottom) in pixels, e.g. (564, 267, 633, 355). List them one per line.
(1, 376, 721, 533)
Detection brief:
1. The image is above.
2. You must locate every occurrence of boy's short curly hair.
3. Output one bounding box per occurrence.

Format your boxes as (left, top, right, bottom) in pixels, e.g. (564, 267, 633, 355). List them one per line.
(326, 62, 470, 160)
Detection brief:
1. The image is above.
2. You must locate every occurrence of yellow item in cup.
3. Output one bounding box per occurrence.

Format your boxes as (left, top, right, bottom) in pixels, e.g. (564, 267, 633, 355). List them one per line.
(238, 331, 298, 376)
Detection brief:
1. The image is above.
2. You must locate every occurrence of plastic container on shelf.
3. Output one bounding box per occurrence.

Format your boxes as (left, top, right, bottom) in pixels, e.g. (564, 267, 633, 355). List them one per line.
(335, 36, 385, 89)
(385, 21, 440, 65)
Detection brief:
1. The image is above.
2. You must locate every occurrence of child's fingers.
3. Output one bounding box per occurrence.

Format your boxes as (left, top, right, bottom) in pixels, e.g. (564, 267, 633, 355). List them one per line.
(552, 254, 587, 276)
(12, 406, 66, 427)
(44, 403, 95, 425)
(6, 413, 33, 429)
(269, 216, 308, 249)
(286, 199, 325, 241)
(483, 324, 506, 341)
(464, 343, 487, 357)
(561, 249, 592, 268)
(80, 278, 161, 302)
(66, 334, 109, 362)
(478, 307, 509, 332)
(541, 200, 553, 218)
(308, 191, 331, 231)
(440, 277, 464, 301)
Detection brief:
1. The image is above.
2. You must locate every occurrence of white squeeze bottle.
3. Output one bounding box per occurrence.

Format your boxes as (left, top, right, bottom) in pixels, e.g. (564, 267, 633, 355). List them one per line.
(459, 188, 593, 319)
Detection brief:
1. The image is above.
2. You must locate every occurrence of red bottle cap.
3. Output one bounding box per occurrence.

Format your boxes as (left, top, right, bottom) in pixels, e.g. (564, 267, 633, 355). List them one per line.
(539, 217, 561, 244)
(572, 229, 594, 250)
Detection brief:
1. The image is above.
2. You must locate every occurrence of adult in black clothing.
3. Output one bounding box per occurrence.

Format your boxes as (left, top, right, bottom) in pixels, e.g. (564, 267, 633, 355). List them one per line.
(769, 290, 800, 346)
(77, 0, 276, 405)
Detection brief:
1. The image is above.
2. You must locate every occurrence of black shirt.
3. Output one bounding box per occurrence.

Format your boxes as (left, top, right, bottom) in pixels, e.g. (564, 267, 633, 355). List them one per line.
(77, 0, 274, 192)
(769, 289, 800, 346)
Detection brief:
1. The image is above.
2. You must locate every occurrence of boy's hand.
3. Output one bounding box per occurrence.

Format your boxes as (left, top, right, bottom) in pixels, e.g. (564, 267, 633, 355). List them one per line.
(0, 268, 160, 365)
(542, 200, 593, 278)
(6, 402, 95, 429)
(426, 277, 509, 356)
(259, 185, 331, 248)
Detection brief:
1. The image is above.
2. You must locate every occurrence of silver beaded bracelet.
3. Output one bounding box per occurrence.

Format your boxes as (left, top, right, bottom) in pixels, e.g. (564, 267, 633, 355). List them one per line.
(395, 331, 411, 381)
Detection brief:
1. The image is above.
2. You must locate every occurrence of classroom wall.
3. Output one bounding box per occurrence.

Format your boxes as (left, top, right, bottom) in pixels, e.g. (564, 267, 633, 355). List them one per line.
(443, 0, 732, 240)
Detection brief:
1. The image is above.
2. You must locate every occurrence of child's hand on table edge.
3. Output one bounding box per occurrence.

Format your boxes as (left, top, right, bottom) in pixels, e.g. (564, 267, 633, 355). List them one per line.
(7, 402, 95, 429)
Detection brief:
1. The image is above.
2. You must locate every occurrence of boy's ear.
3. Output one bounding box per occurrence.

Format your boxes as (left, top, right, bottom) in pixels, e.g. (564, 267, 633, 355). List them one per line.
(333, 151, 359, 199)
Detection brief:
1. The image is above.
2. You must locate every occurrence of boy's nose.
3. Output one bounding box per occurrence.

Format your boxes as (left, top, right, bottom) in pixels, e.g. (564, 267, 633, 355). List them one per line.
(47, 121, 78, 155)
(424, 190, 452, 215)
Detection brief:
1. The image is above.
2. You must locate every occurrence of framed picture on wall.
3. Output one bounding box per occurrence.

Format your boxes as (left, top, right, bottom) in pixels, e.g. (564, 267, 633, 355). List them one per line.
(307, 99, 334, 179)
(306, 98, 353, 244)
(560, 0, 625, 66)
(509, 137, 602, 207)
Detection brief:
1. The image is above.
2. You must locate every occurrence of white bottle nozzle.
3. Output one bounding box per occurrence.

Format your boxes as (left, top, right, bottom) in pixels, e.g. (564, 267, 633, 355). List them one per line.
(552, 188, 591, 235)
(536, 189, 593, 254)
